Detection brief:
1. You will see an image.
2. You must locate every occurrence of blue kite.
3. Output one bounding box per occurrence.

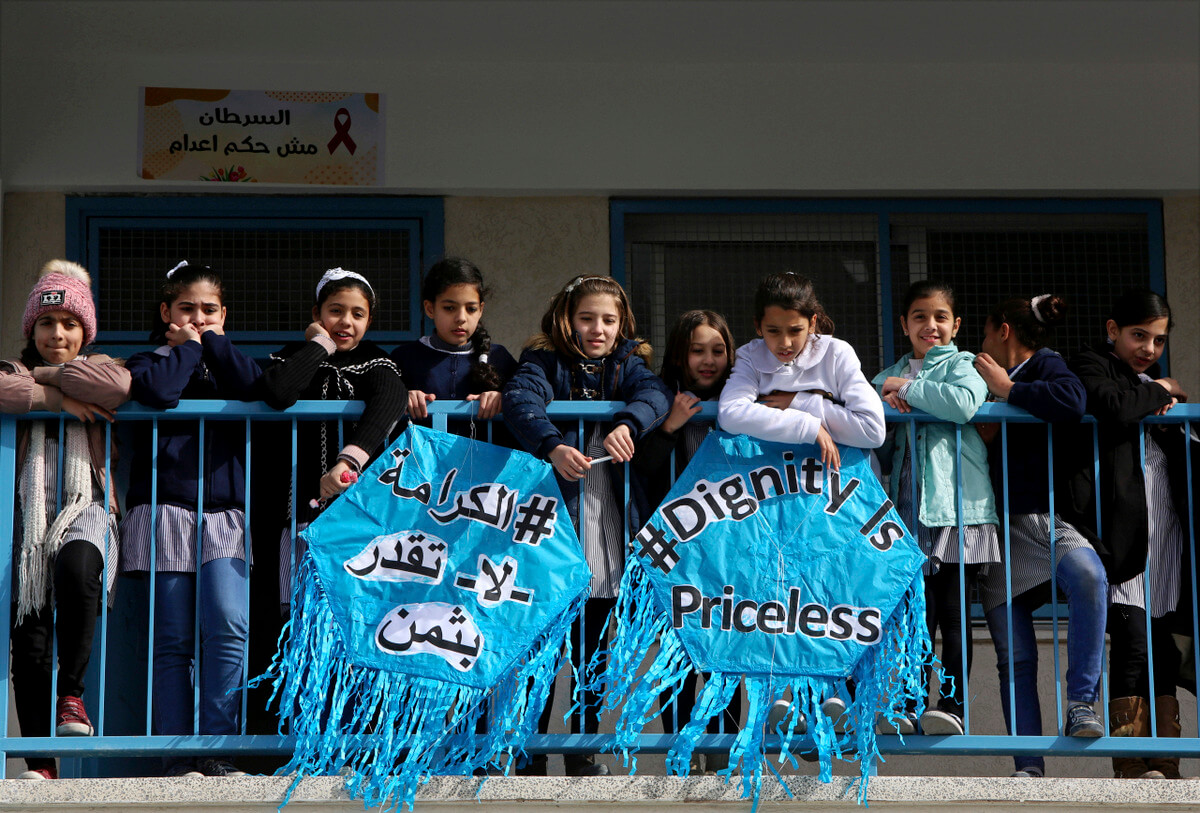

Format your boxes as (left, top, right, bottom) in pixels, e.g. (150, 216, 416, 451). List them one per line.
(591, 431, 931, 803)
(263, 424, 591, 809)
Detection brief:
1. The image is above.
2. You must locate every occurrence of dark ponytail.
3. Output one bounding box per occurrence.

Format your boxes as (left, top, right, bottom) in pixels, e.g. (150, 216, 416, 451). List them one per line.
(987, 294, 1068, 351)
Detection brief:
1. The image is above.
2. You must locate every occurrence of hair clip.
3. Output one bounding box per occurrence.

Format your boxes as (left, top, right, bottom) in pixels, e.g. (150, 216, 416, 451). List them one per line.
(478, 352, 489, 365)
(317, 267, 374, 298)
(1030, 294, 1051, 323)
(166, 261, 189, 279)
(565, 274, 609, 295)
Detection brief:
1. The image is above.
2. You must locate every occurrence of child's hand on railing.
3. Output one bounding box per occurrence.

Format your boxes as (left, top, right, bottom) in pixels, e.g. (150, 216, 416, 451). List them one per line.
(465, 390, 502, 419)
(880, 377, 911, 414)
(663, 391, 702, 433)
(603, 424, 635, 463)
(62, 396, 116, 424)
(408, 389, 435, 419)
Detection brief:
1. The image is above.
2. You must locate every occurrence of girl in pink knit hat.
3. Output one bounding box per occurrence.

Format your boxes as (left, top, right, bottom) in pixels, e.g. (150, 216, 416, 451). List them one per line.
(0, 259, 131, 780)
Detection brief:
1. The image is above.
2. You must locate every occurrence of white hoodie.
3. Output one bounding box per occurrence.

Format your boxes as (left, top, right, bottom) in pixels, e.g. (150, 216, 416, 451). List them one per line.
(718, 334, 885, 448)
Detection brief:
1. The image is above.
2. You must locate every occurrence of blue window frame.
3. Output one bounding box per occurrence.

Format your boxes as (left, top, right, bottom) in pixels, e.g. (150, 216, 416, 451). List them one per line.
(611, 198, 1165, 373)
(65, 196, 444, 357)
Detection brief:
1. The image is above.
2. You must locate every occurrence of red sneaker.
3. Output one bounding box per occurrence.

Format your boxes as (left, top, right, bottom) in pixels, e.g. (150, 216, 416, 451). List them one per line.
(18, 766, 58, 780)
(55, 695, 94, 736)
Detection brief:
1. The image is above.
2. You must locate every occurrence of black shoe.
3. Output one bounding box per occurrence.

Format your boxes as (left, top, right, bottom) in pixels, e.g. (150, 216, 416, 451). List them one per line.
(514, 754, 547, 776)
(196, 757, 247, 777)
(564, 755, 611, 776)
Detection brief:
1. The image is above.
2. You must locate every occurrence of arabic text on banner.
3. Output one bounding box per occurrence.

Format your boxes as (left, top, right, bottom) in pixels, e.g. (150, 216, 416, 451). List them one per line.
(138, 87, 383, 185)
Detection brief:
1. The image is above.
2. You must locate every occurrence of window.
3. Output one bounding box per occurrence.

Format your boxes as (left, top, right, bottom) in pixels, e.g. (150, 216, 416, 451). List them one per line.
(614, 200, 1163, 371)
(66, 196, 444, 356)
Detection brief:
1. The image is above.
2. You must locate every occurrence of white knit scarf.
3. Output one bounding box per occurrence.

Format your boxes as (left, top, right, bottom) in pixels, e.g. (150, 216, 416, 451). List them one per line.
(16, 420, 92, 620)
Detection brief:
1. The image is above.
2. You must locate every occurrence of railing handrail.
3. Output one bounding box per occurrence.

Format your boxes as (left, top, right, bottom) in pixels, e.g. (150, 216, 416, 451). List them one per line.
(11, 399, 1200, 422)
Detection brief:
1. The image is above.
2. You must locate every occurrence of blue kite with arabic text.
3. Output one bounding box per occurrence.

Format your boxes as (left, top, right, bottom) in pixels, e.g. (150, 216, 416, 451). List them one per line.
(590, 431, 931, 804)
(262, 424, 591, 810)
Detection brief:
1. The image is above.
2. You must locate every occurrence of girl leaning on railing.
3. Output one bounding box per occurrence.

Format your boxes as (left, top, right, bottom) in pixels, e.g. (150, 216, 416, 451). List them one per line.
(1, 260, 130, 781)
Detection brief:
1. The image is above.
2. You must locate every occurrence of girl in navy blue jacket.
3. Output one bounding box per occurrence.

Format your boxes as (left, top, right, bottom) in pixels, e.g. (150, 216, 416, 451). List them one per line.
(121, 262, 262, 778)
(973, 294, 1104, 777)
(391, 258, 517, 438)
(503, 274, 671, 775)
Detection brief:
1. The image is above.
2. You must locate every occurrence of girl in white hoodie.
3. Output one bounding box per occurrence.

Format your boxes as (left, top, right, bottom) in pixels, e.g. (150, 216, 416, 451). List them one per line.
(718, 271, 886, 464)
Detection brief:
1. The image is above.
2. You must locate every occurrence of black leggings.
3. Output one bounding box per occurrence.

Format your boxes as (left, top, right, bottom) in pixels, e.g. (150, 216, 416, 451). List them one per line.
(925, 563, 982, 714)
(10, 540, 104, 769)
(539, 597, 616, 735)
(1108, 604, 1179, 699)
(660, 673, 743, 735)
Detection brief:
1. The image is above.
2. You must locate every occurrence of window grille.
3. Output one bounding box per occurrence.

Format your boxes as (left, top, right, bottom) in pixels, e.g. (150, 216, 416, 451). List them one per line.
(620, 204, 1158, 375)
(625, 213, 882, 373)
(66, 197, 444, 354)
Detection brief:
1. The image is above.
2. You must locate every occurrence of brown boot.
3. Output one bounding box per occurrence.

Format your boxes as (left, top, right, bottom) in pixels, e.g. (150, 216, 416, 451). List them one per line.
(1145, 696, 1181, 779)
(1110, 696, 1165, 778)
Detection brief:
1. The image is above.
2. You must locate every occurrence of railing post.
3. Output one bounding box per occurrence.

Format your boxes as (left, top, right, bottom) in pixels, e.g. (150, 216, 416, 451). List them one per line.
(0, 415, 18, 767)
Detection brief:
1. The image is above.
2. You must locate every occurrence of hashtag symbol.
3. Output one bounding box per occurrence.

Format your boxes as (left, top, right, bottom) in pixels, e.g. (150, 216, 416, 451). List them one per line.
(512, 495, 557, 546)
(636, 523, 679, 574)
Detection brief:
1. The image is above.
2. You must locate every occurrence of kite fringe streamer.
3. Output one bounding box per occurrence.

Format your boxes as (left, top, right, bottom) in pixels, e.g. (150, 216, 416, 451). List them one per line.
(588, 560, 932, 808)
(257, 553, 587, 811)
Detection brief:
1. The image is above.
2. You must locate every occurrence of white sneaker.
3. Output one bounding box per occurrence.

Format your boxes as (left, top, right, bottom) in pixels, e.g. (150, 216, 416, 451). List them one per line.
(764, 699, 807, 734)
(821, 696, 850, 732)
(919, 708, 964, 735)
(876, 711, 918, 735)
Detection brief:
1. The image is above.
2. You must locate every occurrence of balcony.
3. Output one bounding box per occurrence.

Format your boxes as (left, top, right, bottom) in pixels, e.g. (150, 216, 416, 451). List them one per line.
(4, 401, 1200, 810)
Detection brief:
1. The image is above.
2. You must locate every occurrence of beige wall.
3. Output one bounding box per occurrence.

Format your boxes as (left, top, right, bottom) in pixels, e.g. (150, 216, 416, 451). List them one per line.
(1165, 196, 1200, 396)
(443, 197, 609, 355)
(1, 192, 65, 359)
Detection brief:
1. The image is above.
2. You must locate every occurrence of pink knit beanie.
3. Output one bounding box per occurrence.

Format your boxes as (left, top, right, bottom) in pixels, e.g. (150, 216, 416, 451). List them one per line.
(22, 260, 98, 346)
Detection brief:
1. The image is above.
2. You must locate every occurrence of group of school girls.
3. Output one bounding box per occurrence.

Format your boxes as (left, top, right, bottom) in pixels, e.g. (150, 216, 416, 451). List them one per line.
(2, 254, 1194, 782)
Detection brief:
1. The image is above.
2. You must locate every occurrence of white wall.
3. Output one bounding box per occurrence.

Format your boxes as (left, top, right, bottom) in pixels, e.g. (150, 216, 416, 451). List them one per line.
(2, 0, 1197, 195)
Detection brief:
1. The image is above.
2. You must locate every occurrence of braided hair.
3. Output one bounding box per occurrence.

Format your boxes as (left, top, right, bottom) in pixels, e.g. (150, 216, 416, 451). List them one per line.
(422, 258, 503, 392)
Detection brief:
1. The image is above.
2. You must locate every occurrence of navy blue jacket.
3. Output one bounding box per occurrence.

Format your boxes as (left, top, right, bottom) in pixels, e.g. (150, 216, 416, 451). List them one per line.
(986, 348, 1087, 516)
(392, 335, 517, 401)
(392, 335, 518, 441)
(502, 336, 671, 530)
(126, 333, 262, 511)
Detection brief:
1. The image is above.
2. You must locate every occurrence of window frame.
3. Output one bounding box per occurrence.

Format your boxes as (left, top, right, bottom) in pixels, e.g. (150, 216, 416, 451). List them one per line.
(65, 195, 444, 357)
(610, 197, 1166, 370)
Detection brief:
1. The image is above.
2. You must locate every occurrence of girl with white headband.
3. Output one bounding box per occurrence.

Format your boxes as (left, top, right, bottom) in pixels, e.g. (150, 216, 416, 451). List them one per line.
(258, 268, 407, 611)
(973, 293, 1105, 777)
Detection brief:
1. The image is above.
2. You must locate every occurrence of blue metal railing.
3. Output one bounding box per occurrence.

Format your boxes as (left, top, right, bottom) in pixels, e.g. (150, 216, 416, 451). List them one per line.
(3, 400, 1200, 770)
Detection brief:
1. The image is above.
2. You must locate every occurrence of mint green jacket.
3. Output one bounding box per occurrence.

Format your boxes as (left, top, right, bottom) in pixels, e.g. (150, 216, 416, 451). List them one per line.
(872, 343, 998, 528)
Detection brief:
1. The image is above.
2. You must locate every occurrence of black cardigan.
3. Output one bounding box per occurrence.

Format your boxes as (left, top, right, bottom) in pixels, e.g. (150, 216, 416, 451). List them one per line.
(258, 338, 407, 522)
(1060, 342, 1192, 585)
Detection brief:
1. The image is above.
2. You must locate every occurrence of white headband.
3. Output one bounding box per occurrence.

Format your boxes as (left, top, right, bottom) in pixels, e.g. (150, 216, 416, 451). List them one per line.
(166, 260, 189, 279)
(564, 274, 606, 295)
(1030, 294, 1051, 323)
(316, 267, 373, 298)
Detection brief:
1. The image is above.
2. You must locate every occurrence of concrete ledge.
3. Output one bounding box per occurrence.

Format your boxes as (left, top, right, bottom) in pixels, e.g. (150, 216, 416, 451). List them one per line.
(4, 776, 1200, 812)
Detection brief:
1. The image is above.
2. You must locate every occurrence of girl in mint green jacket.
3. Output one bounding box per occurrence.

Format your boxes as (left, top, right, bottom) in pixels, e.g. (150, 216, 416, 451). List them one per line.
(872, 280, 998, 737)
